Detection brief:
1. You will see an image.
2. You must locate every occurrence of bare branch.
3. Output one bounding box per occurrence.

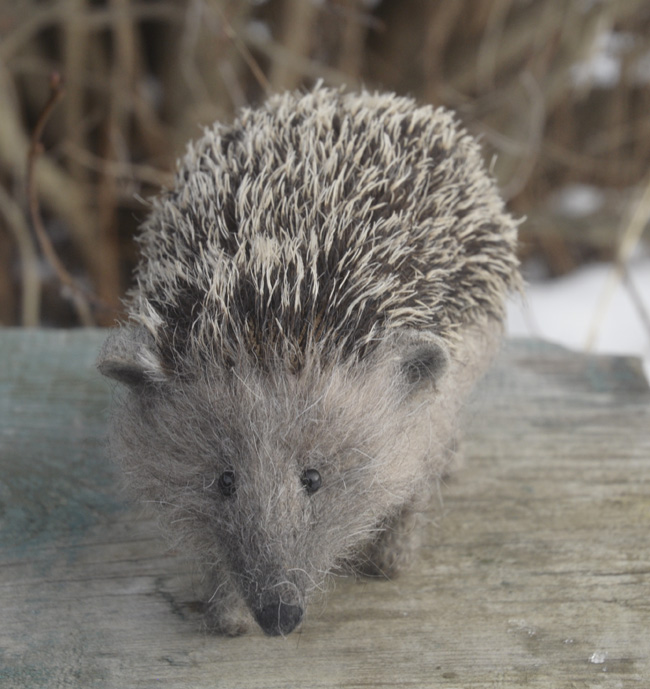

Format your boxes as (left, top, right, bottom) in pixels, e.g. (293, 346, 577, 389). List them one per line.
(26, 72, 113, 325)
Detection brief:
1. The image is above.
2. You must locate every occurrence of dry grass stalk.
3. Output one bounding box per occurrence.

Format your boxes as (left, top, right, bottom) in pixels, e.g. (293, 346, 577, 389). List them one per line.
(0, 183, 40, 325)
(26, 72, 95, 325)
(585, 173, 650, 351)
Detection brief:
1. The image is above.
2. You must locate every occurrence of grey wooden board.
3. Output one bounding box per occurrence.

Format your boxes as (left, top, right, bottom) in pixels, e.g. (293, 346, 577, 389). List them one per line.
(0, 329, 649, 689)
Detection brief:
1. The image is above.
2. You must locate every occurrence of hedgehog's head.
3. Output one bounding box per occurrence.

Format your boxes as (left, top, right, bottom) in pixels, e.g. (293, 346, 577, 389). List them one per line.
(98, 324, 455, 635)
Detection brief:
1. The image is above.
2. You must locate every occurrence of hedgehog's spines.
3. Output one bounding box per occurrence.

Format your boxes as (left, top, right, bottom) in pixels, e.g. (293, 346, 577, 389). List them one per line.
(131, 86, 520, 373)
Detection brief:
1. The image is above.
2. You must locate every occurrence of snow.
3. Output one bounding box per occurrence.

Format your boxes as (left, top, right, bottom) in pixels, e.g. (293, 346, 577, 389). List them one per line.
(507, 255, 650, 383)
(548, 184, 604, 218)
(570, 30, 635, 89)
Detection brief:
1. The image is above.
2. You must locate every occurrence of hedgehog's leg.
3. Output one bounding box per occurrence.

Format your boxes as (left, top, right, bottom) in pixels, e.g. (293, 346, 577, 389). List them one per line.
(359, 434, 462, 578)
(357, 504, 421, 578)
(203, 574, 253, 636)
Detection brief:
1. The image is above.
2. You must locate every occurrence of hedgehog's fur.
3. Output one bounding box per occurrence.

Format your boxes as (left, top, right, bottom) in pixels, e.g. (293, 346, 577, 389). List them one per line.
(98, 85, 520, 637)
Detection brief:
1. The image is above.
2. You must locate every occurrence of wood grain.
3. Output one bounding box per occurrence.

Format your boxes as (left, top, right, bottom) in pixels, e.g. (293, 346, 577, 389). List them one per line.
(0, 329, 648, 688)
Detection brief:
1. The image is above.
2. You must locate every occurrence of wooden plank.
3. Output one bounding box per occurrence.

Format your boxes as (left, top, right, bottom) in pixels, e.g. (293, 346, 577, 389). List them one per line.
(0, 329, 648, 688)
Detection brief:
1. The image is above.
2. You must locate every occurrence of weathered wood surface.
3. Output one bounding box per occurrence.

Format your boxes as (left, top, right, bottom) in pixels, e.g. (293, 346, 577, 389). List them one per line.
(0, 329, 648, 689)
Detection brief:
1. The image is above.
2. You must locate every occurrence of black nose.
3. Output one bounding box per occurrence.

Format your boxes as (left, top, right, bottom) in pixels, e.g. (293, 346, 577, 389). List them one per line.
(253, 600, 303, 636)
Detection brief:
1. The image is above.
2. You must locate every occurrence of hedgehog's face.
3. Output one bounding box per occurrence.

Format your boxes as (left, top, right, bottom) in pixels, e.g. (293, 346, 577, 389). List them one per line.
(98, 325, 452, 635)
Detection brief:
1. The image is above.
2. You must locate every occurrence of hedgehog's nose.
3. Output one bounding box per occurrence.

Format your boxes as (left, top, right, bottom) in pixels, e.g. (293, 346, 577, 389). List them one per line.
(254, 600, 303, 636)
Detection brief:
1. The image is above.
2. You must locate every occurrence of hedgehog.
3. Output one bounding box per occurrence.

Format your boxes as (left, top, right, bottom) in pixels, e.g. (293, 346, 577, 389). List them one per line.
(97, 85, 520, 637)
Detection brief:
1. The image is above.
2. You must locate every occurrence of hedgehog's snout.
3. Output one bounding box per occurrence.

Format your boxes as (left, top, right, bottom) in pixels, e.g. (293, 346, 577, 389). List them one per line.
(253, 599, 304, 636)
(242, 574, 306, 636)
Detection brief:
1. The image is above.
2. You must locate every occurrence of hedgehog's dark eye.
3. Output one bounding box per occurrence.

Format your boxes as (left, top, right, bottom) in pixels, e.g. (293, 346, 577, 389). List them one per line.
(218, 470, 236, 497)
(301, 469, 322, 495)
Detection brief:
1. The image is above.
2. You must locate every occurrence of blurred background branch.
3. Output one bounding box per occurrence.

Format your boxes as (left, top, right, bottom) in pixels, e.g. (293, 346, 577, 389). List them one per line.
(0, 0, 649, 327)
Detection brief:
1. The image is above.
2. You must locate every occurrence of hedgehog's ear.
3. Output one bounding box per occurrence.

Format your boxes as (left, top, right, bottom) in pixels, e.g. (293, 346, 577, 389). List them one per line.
(395, 330, 450, 392)
(97, 325, 167, 387)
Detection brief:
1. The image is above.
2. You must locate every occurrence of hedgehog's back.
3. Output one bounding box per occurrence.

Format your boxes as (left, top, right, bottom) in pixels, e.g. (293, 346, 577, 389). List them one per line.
(131, 87, 519, 370)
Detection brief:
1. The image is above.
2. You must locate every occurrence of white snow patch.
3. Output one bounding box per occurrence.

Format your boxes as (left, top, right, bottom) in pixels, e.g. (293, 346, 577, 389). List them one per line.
(508, 255, 650, 383)
(571, 31, 635, 89)
(549, 184, 604, 218)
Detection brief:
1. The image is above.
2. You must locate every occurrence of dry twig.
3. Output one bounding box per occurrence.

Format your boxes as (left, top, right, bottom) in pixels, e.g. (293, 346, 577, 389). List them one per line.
(585, 174, 650, 350)
(0, 184, 40, 326)
(26, 72, 110, 325)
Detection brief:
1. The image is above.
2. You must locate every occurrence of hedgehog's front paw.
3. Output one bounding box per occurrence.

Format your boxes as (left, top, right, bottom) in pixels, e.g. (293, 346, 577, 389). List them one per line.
(357, 507, 420, 578)
(203, 583, 253, 636)
(204, 603, 254, 637)
(357, 532, 411, 579)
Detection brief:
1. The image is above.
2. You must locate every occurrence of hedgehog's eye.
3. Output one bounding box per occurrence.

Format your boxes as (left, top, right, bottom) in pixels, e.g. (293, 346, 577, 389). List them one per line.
(218, 470, 236, 497)
(301, 469, 322, 495)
